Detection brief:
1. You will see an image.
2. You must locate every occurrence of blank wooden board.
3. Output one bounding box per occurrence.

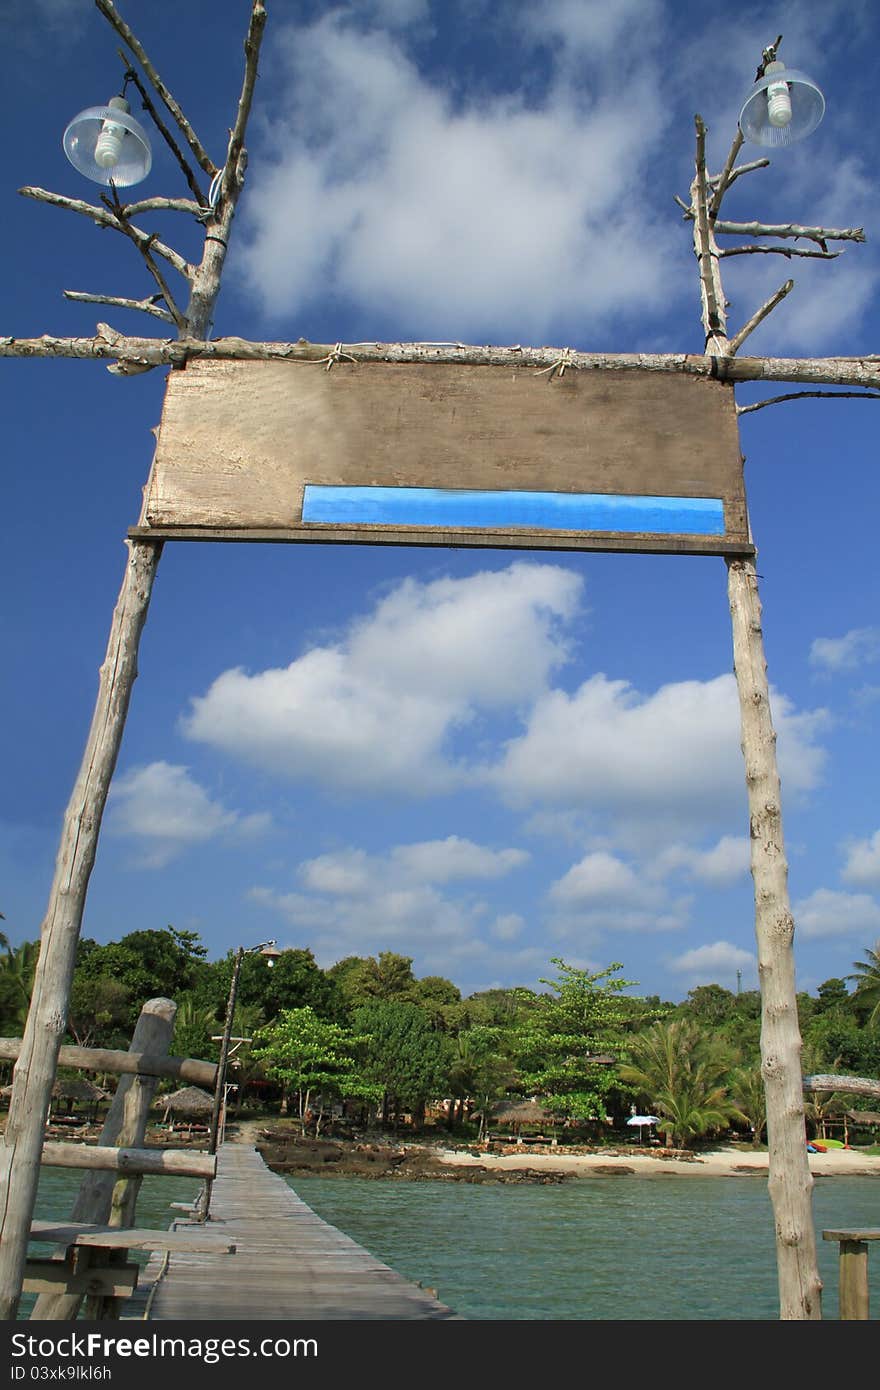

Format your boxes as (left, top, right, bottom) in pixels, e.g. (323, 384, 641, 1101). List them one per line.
(138, 359, 751, 556)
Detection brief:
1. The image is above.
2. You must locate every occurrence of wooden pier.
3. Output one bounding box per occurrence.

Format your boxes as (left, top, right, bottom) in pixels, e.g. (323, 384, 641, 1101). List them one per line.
(125, 1144, 461, 1320)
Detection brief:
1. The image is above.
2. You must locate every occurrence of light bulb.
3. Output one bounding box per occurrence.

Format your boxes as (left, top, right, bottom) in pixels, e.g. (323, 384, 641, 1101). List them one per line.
(765, 62, 792, 128)
(94, 97, 130, 168)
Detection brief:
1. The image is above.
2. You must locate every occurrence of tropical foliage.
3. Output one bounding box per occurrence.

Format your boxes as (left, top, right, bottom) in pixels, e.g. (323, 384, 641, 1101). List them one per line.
(3, 923, 879, 1147)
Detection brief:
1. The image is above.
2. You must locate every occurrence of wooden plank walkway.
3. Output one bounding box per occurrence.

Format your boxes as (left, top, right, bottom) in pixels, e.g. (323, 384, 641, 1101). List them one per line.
(124, 1144, 461, 1320)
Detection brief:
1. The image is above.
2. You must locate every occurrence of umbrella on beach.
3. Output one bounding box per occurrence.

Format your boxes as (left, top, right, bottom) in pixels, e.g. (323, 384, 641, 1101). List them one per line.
(627, 1114, 660, 1143)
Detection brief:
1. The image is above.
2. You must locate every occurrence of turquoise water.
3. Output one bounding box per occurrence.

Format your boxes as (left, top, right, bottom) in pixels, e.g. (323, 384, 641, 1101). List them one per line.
(287, 1173, 880, 1321)
(24, 1167, 880, 1321)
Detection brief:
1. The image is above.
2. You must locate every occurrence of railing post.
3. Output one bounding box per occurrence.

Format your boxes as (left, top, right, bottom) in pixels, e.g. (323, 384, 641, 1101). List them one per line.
(30, 996, 176, 1320)
(838, 1240, 869, 1320)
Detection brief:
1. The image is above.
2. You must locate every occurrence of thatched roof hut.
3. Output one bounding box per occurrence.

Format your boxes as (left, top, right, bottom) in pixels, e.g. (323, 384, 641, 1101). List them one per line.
(157, 1086, 214, 1122)
(490, 1099, 556, 1131)
(52, 1077, 109, 1104)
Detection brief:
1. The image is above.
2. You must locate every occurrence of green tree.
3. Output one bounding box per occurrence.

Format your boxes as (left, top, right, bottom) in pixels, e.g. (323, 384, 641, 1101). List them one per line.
(0, 939, 40, 1034)
(448, 1025, 517, 1137)
(510, 959, 652, 1123)
(171, 996, 222, 1065)
(729, 1064, 767, 1146)
(66, 973, 131, 1048)
(329, 952, 419, 1007)
(230, 947, 344, 1022)
(619, 1019, 740, 1149)
(252, 1007, 379, 1133)
(353, 999, 450, 1130)
(848, 941, 880, 1028)
(73, 927, 209, 1029)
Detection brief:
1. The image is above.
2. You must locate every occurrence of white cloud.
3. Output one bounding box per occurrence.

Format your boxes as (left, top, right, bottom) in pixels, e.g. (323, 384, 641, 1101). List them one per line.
(841, 830, 880, 888)
(236, 6, 681, 340)
(392, 837, 529, 882)
(491, 913, 526, 941)
(550, 851, 655, 908)
(810, 627, 880, 672)
(547, 850, 691, 938)
(106, 761, 270, 868)
(667, 940, 755, 985)
(182, 563, 581, 795)
(794, 887, 880, 939)
(652, 835, 751, 886)
(249, 833, 529, 984)
(489, 673, 828, 835)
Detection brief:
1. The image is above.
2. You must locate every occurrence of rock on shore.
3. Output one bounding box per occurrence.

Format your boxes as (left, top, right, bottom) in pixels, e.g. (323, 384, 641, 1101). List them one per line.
(255, 1131, 573, 1183)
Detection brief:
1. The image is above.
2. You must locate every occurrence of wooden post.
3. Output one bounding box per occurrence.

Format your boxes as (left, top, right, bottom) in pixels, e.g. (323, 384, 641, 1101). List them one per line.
(0, 541, 162, 1321)
(838, 1240, 869, 1320)
(688, 109, 823, 1319)
(727, 555, 821, 1318)
(0, 3, 266, 1320)
(31, 995, 176, 1320)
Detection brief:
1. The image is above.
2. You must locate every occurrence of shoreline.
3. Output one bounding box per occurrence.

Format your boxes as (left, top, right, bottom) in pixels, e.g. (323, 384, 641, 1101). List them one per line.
(246, 1124, 880, 1182)
(431, 1142, 880, 1179)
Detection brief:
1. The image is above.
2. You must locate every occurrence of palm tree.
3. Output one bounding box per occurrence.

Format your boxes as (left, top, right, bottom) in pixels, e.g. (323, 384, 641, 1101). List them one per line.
(618, 1019, 740, 1149)
(729, 1064, 767, 1146)
(848, 941, 880, 1028)
(0, 939, 39, 1034)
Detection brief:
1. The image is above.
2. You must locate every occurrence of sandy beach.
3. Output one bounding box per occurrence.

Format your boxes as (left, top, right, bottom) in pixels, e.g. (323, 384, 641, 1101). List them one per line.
(433, 1143, 880, 1179)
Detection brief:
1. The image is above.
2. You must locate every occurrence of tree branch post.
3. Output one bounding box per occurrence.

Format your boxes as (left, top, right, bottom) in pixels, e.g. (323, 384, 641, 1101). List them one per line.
(0, 1, 267, 1320)
(689, 95, 824, 1319)
(727, 556, 822, 1319)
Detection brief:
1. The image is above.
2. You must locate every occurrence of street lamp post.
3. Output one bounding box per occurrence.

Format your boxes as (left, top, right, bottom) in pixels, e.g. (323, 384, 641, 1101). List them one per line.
(196, 939, 280, 1220)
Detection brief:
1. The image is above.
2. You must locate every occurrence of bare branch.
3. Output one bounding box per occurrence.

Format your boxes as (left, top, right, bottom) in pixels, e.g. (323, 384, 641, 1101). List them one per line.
(714, 219, 865, 246)
(100, 192, 187, 330)
(63, 291, 176, 325)
(19, 187, 191, 279)
(119, 197, 203, 217)
(215, 1, 268, 207)
(707, 128, 744, 219)
(719, 245, 840, 261)
(95, 0, 217, 176)
(711, 156, 771, 190)
(738, 390, 880, 415)
(674, 194, 693, 218)
(727, 279, 794, 355)
(4, 330, 880, 390)
(117, 52, 208, 206)
(693, 116, 727, 348)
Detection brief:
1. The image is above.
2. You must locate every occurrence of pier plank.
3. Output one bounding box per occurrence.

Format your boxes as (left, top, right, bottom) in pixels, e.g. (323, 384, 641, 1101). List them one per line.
(125, 1144, 460, 1320)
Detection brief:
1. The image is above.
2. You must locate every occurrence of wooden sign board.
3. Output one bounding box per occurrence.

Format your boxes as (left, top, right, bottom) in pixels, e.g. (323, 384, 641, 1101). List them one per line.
(135, 360, 751, 556)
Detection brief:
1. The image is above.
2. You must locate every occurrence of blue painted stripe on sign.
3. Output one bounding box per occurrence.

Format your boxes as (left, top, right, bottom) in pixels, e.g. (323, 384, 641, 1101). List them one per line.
(302, 486, 726, 536)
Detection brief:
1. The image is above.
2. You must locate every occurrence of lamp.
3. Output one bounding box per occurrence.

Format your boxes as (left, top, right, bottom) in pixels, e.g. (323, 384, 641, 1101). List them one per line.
(259, 942, 281, 968)
(196, 938, 281, 1220)
(63, 95, 152, 186)
(738, 60, 825, 147)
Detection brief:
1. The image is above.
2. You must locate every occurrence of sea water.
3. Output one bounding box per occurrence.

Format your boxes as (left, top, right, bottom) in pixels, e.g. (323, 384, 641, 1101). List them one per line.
(23, 1167, 880, 1321)
(287, 1172, 880, 1321)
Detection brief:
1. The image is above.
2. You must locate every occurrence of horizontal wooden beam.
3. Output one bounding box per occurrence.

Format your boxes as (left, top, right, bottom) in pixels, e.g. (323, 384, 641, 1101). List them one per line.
(40, 1142, 216, 1180)
(0, 1038, 217, 1087)
(22, 1257, 138, 1298)
(129, 524, 756, 558)
(29, 1219, 236, 1254)
(823, 1228, 880, 1242)
(2, 328, 880, 389)
(803, 1074, 880, 1099)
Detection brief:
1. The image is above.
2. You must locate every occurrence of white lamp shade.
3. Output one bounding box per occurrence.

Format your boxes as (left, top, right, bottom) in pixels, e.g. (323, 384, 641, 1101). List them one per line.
(63, 96, 152, 186)
(738, 64, 825, 147)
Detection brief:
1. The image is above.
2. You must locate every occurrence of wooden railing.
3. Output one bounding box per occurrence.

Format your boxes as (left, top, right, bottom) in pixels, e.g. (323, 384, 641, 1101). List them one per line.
(1, 996, 233, 1320)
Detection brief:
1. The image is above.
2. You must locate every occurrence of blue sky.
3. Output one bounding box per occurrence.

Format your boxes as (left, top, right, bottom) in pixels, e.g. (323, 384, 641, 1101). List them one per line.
(2, 0, 879, 1004)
